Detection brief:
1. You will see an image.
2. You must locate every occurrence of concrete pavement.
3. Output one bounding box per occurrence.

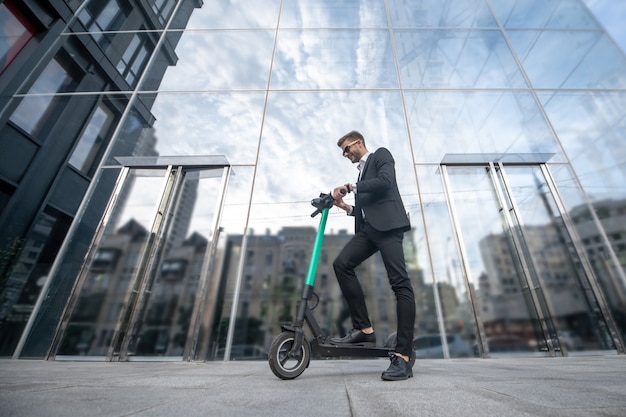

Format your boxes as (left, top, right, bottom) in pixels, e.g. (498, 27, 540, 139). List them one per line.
(1, 355, 625, 416)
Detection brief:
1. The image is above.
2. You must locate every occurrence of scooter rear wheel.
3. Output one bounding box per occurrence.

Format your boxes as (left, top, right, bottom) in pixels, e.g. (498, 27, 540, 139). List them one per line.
(268, 331, 311, 380)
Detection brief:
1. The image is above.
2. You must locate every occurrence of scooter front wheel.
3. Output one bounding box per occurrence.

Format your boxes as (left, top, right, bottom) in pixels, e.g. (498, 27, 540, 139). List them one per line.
(268, 331, 311, 380)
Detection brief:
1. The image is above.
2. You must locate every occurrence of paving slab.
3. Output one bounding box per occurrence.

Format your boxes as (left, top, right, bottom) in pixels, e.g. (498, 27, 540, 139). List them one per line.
(1, 356, 625, 416)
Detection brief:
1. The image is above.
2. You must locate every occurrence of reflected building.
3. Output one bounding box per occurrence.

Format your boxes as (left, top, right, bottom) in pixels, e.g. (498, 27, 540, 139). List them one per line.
(216, 227, 425, 358)
(1, 0, 625, 362)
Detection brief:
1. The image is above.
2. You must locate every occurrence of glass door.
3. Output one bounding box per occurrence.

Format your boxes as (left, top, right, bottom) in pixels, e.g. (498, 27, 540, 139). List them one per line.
(442, 162, 616, 357)
(51, 157, 231, 361)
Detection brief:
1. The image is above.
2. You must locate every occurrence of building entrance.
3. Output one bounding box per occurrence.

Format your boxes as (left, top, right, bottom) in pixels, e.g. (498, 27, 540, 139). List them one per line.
(49, 156, 231, 361)
(441, 159, 621, 357)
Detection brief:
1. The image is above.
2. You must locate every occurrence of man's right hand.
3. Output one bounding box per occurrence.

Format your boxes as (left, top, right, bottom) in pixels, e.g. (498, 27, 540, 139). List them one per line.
(333, 185, 348, 199)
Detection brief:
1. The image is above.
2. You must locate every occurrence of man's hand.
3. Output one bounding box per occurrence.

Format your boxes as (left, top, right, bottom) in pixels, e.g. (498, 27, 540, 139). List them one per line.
(332, 186, 351, 213)
(332, 185, 348, 200)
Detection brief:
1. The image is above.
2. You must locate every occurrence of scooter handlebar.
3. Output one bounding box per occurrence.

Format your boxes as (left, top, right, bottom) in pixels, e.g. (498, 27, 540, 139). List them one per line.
(310, 192, 336, 217)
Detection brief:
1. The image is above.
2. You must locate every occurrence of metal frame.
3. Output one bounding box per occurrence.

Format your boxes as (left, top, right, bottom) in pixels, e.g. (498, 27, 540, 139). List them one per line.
(540, 165, 625, 354)
(45, 166, 132, 359)
(491, 162, 558, 356)
(440, 164, 490, 357)
(183, 165, 232, 361)
(45, 156, 231, 361)
(441, 158, 625, 358)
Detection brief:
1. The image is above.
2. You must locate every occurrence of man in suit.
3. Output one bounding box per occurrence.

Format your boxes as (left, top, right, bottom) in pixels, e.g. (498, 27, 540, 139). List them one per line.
(329, 130, 416, 381)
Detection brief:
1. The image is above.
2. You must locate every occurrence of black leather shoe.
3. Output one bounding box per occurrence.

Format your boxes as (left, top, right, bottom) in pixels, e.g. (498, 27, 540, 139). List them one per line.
(381, 354, 413, 381)
(328, 329, 376, 346)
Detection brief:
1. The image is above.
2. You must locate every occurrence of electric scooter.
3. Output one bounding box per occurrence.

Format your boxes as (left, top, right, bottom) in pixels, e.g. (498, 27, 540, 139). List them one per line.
(268, 192, 415, 380)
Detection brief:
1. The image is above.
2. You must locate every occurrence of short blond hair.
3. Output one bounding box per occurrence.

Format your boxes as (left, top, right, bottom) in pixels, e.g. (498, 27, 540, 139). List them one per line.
(337, 130, 365, 147)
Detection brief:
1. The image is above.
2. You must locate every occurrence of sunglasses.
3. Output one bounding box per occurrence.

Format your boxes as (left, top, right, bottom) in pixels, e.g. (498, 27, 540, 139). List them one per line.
(342, 139, 360, 154)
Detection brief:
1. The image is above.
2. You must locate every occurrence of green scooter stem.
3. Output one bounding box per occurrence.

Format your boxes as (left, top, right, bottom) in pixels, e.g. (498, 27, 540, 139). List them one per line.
(294, 206, 329, 328)
(305, 206, 329, 287)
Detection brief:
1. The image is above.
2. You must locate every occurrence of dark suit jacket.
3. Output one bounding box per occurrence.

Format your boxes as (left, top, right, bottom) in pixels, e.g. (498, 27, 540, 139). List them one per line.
(351, 147, 410, 233)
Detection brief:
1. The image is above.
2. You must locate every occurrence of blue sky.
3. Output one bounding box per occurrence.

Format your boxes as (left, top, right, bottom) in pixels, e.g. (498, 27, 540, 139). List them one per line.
(583, 0, 626, 53)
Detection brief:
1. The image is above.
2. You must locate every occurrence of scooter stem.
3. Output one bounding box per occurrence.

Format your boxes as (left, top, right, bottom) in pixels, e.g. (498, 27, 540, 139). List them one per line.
(288, 206, 330, 358)
(305, 206, 329, 287)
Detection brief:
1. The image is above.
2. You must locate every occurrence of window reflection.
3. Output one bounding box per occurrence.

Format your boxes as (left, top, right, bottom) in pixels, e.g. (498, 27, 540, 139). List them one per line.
(9, 53, 82, 138)
(69, 102, 115, 176)
(143, 92, 266, 165)
(77, 0, 130, 48)
(152, 0, 176, 26)
(280, 0, 387, 28)
(491, 0, 599, 29)
(388, 0, 496, 28)
(183, 0, 281, 30)
(395, 29, 526, 88)
(116, 32, 152, 87)
(0, 0, 35, 72)
(405, 91, 561, 164)
(508, 30, 626, 89)
(272, 30, 397, 89)
(538, 91, 626, 201)
(156, 30, 275, 91)
(0, 208, 71, 356)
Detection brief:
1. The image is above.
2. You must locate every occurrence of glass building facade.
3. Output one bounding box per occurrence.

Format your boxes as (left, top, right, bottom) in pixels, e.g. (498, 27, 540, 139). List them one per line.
(0, 0, 625, 361)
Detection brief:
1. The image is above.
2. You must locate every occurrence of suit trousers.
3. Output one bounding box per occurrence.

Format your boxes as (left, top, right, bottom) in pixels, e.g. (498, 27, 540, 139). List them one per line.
(333, 222, 416, 357)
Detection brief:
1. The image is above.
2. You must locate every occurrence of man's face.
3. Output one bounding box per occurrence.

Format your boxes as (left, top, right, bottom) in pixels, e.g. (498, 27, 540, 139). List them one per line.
(340, 139, 363, 163)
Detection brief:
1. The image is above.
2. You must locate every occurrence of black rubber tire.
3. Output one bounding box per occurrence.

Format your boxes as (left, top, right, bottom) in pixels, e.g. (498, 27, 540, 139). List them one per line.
(268, 331, 311, 380)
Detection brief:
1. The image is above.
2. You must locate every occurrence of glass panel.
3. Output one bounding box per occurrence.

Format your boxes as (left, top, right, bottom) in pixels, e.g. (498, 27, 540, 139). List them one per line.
(10, 54, 82, 136)
(69, 102, 116, 176)
(76, 0, 131, 47)
(445, 166, 545, 356)
(0, 1, 35, 72)
(0, 208, 71, 356)
(549, 164, 626, 350)
(406, 91, 562, 164)
(280, 0, 388, 28)
(151, 30, 275, 91)
(102, 96, 159, 163)
(388, 0, 497, 28)
(116, 32, 153, 87)
(195, 166, 253, 361)
(395, 29, 526, 88)
(538, 92, 626, 202)
(151, 0, 176, 26)
(19, 168, 121, 358)
(416, 165, 479, 358)
(132, 168, 225, 357)
(540, 92, 625, 343)
(57, 170, 167, 356)
(508, 30, 626, 89)
(271, 30, 397, 89)
(491, 0, 599, 29)
(500, 166, 615, 352)
(107, 92, 265, 165)
(180, 0, 281, 30)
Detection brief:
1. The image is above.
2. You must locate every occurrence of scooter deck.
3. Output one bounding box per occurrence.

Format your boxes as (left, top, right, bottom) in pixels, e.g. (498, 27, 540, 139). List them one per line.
(312, 340, 393, 358)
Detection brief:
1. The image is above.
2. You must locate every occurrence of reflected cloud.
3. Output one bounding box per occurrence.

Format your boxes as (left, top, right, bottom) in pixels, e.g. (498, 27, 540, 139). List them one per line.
(272, 29, 397, 89)
(280, 0, 387, 28)
(406, 91, 562, 164)
(388, 0, 497, 28)
(148, 92, 266, 165)
(395, 29, 527, 88)
(157, 30, 275, 91)
(184, 0, 281, 29)
(508, 30, 626, 89)
(538, 91, 626, 201)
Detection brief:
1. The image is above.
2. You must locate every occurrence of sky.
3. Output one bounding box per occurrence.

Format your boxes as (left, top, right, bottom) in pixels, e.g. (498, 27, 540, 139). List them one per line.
(583, 0, 626, 53)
